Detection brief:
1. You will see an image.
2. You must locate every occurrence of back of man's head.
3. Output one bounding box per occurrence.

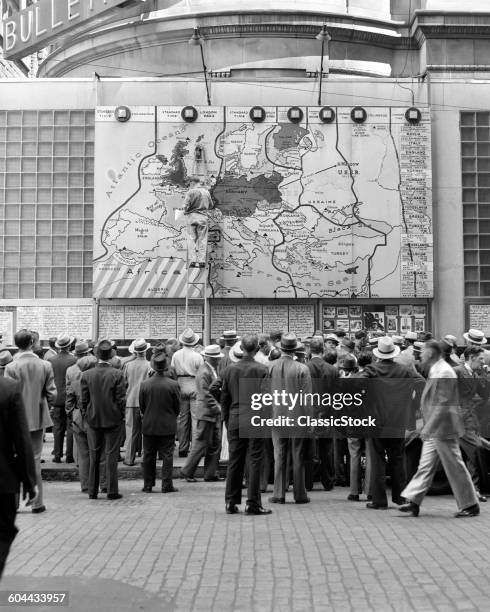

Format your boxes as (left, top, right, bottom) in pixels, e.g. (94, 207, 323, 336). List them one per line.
(309, 338, 324, 355)
(425, 339, 442, 360)
(464, 346, 483, 361)
(15, 329, 33, 351)
(241, 334, 258, 354)
(323, 349, 337, 365)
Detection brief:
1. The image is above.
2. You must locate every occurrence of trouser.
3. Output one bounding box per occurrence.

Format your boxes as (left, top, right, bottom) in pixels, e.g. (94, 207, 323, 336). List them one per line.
(87, 425, 122, 497)
(51, 406, 67, 459)
(186, 212, 208, 264)
(124, 407, 142, 465)
(176, 378, 197, 454)
(318, 437, 336, 490)
(181, 419, 220, 479)
(66, 412, 74, 459)
(459, 434, 483, 490)
(0, 494, 17, 579)
(260, 438, 274, 491)
(225, 430, 264, 507)
(271, 431, 308, 502)
(30, 429, 44, 510)
(347, 438, 371, 496)
(402, 438, 479, 510)
(334, 436, 349, 484)
(73, 427, 106, 491)
(368, 437, 405, 505)
(142, 435, 175, 491)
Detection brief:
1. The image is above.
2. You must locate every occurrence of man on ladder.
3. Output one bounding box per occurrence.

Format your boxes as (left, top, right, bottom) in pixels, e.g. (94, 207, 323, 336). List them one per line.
(183, 175, 214, 268)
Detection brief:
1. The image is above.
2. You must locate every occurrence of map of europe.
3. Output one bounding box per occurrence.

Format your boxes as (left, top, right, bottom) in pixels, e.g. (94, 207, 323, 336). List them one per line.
(93, 106, 432, 299)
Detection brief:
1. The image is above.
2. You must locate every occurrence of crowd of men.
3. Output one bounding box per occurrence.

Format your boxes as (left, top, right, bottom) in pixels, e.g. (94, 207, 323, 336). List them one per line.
(1, 324, 490, 577)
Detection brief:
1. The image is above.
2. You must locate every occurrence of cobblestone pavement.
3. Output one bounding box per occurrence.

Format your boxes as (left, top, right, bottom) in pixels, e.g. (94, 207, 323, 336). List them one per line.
(2, 481, 490, 612)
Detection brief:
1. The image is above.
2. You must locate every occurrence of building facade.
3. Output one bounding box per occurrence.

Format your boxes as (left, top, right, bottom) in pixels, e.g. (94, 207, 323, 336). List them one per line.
(0, 0, 489, 344)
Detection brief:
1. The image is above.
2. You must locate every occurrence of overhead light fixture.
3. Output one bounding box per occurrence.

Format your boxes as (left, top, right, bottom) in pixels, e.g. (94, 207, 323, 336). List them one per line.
(188, 27, 211, 106)
(287, 107, 304, 124)
(250, 106, 266, 123)
(319, 106, 336, 123)
(316, 25, 331, 106)
(181, 106, 198, 122)
(351, 107, 367, 123)
(405, 107, 422, 124)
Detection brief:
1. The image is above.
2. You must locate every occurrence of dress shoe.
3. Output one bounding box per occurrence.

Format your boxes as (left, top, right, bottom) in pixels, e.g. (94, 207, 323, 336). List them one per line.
(260, 488, 268, 493)
(107, 493, 123, 500)
(123, 462, 135, 467)
(347, 494, 360, 502)
(142, 487, 152, 493)
(81, 488, 88, 493)
(100, 488, 107, 494)
(478, 493, 487, 503)
(268, 497, 285, 504)
(323, 484, 334, 491)
(245, 505, 272, 515)
(162, 487, 179, 493)
(226, 503, 240, 514)
(89, 494, 98, 500)
(366, 502, 387, 509)
(31, 505, 46, 514)
(204, 476, 224, 482)
(295, 497, 310, 504)
(65, 456, 75, 464)
(455, 504, 480, 518)
(392, 497, 405, 505)
(53, 457, 61, 463)
(398, 502, 420, 517)
(178, 451, 188, 458)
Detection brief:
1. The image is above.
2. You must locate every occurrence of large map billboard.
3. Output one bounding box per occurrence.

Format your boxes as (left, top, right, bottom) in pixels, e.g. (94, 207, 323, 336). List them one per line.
(93, 106, 432, 299)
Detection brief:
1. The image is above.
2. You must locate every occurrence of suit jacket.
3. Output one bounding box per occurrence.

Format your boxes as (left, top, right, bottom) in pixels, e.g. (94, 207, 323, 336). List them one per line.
(453, 364, 489, 433)
(220, 355, 269, 430)
(48, 350, 77, 407)
(65, 356, 97, 432)
(81, 362, 126, 429)
(195, 361, 221, 422)
(0, 377, 36, 495)
(124, 357, 150, 407)
(421, 359, 463, 440)
(139, 374, 181, 436)
(269, 355, 312, 420)
(4, 352, 56, 432)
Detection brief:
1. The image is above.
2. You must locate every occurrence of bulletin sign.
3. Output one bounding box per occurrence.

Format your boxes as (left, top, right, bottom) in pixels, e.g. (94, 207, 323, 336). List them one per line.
(322, 304, 429, 336)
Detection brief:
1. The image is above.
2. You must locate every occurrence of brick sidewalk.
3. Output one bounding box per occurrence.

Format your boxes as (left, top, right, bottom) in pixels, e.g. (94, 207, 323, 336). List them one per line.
(2, 481, 490, 612)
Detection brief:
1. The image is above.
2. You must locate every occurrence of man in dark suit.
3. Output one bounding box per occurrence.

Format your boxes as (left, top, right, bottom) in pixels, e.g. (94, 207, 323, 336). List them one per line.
(360, 336, 424, 509)
(0, 377, 36, 578)
(81, 339, 126, 500)
(221, 334, 272, 515)
(139, 353, 180, 493)
(454, 346, 490, 502)
(48, 333, 77, 462)
(305, 337, 338, 491)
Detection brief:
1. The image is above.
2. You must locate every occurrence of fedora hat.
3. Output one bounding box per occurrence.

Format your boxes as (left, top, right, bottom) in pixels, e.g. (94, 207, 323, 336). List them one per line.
(324, 333, 339, 345)
(132, 338, 151, 353)
(441, 334, 457, 348)
(368, 336, 379, 346)
(413, 341, 425, 354)
(340, 355, 357, 372)
(179, 328, 200, 346)
(342, 337, 355, 352)
(152, 352, 167, 371)
(96, 339, 114, 360)
(295, 342, 306, 355)
(0, 349, 13, 367)
(220, 329, 240, 342)
(404, 331, 417, 341)
(463, 329, 487, 345)
(280, 332, 299, 352)
(373, 336, 400, 360)
(55, 333, 74, 349)
(229, 341, 243, 362)
(203, 344, 223, 358)
(74, 341, 90, 357)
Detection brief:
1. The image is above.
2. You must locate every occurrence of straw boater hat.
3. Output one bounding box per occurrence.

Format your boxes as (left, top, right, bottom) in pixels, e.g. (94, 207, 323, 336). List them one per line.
(463, 328, 487, 345)
(0, 347, 13, 367)
(404, 331, 417, 342)
(324, 333, 339, 345)
(413, 341, 425, 355)
(392, 335, 404, 347)
(220, 330, 240, 343)
(55, 333, 74, 349)
(132, 338, 151, 353)
(179, 328, 200, 346)
(373, 336, 400, 360)
(203, 344, 223, 358)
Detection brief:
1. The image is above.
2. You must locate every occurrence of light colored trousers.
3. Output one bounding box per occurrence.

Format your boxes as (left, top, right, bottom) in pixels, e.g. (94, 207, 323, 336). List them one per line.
(30, 429, 44, 510)
(347, 438, 371, 496)
(401, 438, 478, 510)
(186, 212, 208, 264)
(124, 407, 142, 465)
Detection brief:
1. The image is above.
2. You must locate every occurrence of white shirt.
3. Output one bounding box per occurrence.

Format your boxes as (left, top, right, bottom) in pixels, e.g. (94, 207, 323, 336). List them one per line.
(171, 346, 203, 376)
